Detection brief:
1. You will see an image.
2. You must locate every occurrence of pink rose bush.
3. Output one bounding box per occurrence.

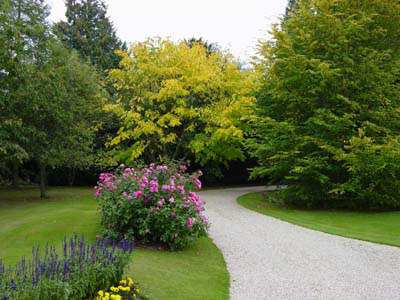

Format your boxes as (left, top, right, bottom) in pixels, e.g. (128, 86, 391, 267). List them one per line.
(95, 163, 208, 250)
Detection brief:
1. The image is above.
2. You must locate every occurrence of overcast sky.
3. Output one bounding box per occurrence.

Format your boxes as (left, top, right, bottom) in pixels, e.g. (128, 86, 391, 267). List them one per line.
(46, 0, 288, 61)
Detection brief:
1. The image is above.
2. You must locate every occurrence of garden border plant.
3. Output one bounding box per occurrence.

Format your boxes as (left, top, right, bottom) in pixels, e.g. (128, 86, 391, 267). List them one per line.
(95, 162, 208, 250)
(0, 235, 134, 300)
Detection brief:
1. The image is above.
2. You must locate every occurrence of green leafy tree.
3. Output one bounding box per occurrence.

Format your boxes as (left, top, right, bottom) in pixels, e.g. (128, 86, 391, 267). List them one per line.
(54, 0, 125, 71)
(26, 43, 102, 197)
(249, 0, 400, 209)
(0, 0, 50, 184)
(105, 38, 256, 166)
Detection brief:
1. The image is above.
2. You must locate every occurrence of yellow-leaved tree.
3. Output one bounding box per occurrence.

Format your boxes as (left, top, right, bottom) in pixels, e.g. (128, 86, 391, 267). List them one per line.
(105, 37, 256, 165)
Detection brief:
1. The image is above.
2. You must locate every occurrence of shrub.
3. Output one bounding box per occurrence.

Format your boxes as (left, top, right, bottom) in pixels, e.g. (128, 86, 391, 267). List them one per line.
(0, 235, 134, 300)
(95, 163, 208, 250)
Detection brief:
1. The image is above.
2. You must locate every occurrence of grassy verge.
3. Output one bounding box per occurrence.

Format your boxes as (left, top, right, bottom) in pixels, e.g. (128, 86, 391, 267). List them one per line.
(0, 187, 229, 300)
(237, 191, 400, 247)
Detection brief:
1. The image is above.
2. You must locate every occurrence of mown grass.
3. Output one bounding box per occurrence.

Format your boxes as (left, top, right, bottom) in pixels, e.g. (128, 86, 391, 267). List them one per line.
(0, 187, 229, 300)
(237, 191, 400, 247)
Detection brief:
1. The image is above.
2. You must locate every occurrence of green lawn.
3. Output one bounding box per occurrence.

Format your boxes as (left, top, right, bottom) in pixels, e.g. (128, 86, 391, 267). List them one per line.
(238, 191, 400, 247)
(0, 187, 229, 300)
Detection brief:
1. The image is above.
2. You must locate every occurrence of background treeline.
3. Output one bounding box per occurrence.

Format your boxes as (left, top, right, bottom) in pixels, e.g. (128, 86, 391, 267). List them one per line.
(0, 0, 261, 196)
(2, 0, 400, 210)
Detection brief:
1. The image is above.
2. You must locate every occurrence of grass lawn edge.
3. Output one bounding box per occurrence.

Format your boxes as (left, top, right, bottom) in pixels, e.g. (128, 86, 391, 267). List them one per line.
(237, 191, 400, 248)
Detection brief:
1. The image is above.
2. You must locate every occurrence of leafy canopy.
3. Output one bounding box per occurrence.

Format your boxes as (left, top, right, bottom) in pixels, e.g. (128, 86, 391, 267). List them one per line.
(249, 0, 400, 209)
(105, 38, 256, 165)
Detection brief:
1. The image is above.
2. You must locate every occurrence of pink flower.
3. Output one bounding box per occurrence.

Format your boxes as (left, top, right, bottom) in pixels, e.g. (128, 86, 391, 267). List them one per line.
(150, 180, 159, 193)
(177, 185, 185, 195)
(162, 185, 170, 191)
(169, 197, 174, 203)
(140, 183, 147, 189)
(133, 190, 143, 197)
(193, 178, 202, 189)
(122, 192, 127, 197)
(187, 217, 194, 228)
(157, 198, 165, 206)
(120, 164, 125, 168)
(198, 170, 203, 176)
(149, 209, 155, 214)
(180, 165, 187, 171)
(170, 212, 176, 217)
(95, 187, 103, 197)
(123, 173, 129, 178)
(128, 195, 132, 200)
(201, 215, 208, 224)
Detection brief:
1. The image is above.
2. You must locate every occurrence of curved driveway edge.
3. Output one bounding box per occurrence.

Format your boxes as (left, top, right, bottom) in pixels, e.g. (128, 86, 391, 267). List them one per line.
(200, 187, 400, 300)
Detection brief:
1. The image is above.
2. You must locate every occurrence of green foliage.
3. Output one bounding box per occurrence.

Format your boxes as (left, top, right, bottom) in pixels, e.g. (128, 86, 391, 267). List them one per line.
(54, 0, 125, 71)
(249, 0, 400, 209)
(106, 38, 256, 165)
(0, 0, 50, 165)
(96, 163, 208, 250)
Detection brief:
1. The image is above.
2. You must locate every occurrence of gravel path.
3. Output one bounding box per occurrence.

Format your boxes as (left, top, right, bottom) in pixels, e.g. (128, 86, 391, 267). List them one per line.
(200, 186, 400, 300)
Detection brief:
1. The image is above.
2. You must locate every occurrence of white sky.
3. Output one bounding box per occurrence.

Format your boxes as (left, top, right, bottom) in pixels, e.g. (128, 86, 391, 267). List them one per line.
(46, 0, 288, 61)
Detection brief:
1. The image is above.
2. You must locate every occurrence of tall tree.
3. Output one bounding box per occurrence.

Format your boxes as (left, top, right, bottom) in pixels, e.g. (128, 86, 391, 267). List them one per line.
(284, 0, 298, 19)
(105, 38, 256, 166)
(54, 0, 125, 71)
(184, 37, 219, 57)
(26, 43, 102, 197)
(0, 0, 50, 183)
(249, 0, 400, 209)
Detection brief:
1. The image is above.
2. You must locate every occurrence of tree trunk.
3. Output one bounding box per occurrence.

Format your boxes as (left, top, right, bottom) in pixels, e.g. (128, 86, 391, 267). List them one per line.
(68, 168, 76, 186)
(39, 163, 47, 198)
(11, 162, 19, 187)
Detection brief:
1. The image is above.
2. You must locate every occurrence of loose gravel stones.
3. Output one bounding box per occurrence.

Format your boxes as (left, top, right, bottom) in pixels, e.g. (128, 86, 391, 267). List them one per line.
(201, 187, 400, 300)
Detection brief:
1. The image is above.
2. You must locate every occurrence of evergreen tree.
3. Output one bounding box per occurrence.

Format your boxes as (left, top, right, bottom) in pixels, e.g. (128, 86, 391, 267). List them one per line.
(54, 0, 125, 71)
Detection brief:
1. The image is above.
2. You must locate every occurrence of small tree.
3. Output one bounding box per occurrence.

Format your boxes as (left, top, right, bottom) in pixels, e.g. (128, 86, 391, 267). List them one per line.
(249, 0, 400, 209)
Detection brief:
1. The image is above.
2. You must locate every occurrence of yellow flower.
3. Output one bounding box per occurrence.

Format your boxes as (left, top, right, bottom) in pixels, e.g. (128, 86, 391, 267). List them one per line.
(98, 290, 104, 297)
(110, 286, 119, 293)
(119, 279, 127, 285)
(128, 277, 134, 286)
(110, 295, 121, 300)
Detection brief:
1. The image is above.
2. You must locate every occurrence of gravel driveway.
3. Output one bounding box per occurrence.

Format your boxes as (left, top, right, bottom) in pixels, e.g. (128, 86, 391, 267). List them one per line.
(200, 186, 400, 300)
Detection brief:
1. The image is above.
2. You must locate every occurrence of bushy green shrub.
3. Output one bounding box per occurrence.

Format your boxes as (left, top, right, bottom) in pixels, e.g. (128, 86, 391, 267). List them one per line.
(335, 134, 400, 209)
(96, 163, 208, 250)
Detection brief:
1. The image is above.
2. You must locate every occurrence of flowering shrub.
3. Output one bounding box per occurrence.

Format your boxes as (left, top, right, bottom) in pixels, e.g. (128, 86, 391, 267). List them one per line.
(95, 163, 208, 250)
(96, 277, 141, 300)
(0, 235, 134, 300)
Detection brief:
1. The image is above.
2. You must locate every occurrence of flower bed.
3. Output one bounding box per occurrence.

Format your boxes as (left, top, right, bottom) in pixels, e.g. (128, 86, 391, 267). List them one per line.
(95, 163, 208, 250)
(95, 277, 141, 300)
(0, 235, 134, 300)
